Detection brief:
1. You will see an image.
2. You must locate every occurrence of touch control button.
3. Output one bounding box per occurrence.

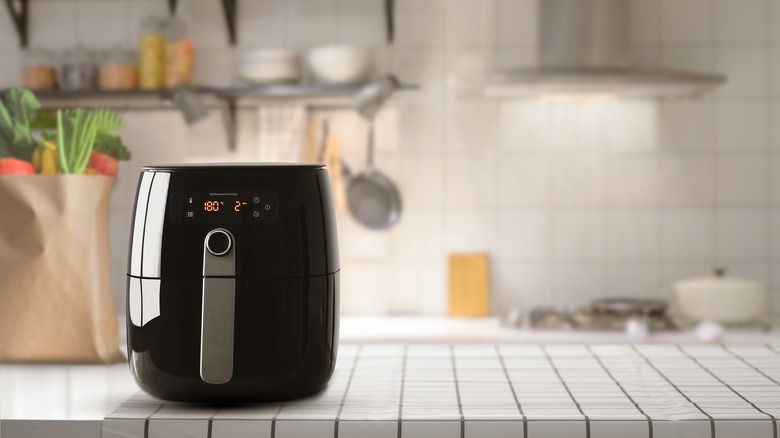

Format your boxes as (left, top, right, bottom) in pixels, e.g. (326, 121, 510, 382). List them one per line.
(205, 229, 232, 256)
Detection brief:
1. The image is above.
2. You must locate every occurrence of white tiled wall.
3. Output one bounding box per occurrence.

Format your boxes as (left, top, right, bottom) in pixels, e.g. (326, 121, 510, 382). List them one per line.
(2, 0, 779, 318)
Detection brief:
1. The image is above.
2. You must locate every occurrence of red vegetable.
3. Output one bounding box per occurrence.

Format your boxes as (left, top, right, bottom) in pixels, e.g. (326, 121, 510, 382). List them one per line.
(0, 157, 36, 175)
(87, 151, 118, 177)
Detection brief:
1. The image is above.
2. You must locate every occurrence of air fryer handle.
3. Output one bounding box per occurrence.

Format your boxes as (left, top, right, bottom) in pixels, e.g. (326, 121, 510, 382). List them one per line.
(200, 229, 236, 385)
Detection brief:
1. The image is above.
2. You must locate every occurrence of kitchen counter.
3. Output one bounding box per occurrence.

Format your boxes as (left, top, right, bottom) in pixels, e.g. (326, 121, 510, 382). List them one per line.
(3, 343, 780, 438)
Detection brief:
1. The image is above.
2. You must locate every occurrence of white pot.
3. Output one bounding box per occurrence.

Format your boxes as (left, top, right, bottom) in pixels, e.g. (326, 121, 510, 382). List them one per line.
(673, 272, 765, 324)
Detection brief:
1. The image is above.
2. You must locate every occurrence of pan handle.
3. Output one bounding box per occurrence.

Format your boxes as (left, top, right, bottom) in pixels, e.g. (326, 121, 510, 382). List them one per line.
(366, 121, 375, 168)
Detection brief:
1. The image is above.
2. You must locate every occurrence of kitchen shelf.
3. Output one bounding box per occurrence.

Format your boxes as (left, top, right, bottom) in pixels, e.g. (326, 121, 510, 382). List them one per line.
(27, 83, 418, 107)
(19, 83, 419, 150)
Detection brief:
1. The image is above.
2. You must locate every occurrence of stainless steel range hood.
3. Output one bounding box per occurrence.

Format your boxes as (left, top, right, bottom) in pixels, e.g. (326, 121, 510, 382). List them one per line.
(487, 0, 725, 98)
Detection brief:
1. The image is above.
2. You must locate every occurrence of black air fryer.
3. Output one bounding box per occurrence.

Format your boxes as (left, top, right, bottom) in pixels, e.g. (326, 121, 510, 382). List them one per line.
(126, 164, 339, 402)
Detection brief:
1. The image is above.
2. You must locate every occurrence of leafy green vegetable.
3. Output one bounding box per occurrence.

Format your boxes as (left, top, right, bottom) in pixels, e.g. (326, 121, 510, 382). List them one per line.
(30, 109, 57, 131)
(57, 107, 123, 174)
(0, 87, 40, 161)
(94, 132, 132, 161)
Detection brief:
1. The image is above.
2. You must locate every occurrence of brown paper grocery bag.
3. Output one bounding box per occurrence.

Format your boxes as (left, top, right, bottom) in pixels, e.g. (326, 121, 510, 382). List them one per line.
(0, 175, 124, 363)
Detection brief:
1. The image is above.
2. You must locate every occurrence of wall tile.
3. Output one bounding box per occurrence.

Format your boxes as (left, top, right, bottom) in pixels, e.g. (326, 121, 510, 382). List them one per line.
(773, 154, 780, 205)
(339, 214, 392, 260)
(715, 0, 767, 44)
(394, 0, 445, 48)
(771, 48, 780, 98)
(630, 46, 660, 69)
(392, 262, 446, 315)
(661, 262, 716, 291)
(494, 46, 537, 71)
(491, 262, 551, 315)
(446, 101, 501, 150)
(716, 209, 769, 260)
(772, 1, 780, 45)
(660, 47, 716, 74)
(338, 0, 384, 46)
(660, 0, 714, 45)
(443, 209, 497, 253)
(445, 47, 491, 84)
(607, 210, 661, 260)
(658, 100, 715, 152)
(602, 101, 660, 153)
(76, 1, 129, 48)
(606, 263, 662, 299)
(193, 48, 236, 87)
(553, 263, 606, 310)
(630, 0, 660, 45)
(29, 1, 78, 49)
(716, 101, 768, 151)
(400, 155, 444, 208)
(660, 153, 715, 207)
(497, 0, 537, 47)
(552, 210, 605, 261)
(716, 47, 769, 98)
(605, 154, 660, 207)
(394, 104, 445, 152)
(0, 51, 20, 88)
(391, 209, 444, 262)
(773, 269, 780, 316)
(340, 261, 394, 314)
(498, 100, 549, 151)
(498, 153, 549, 207)
(445, 0, 496, 49)
(550, 152, 605, 207)
(444, 152, 498, 208)
(773, 209, 780, 259)
(716, 153, 769, 206)
(723, 262, 770, 285)
(661, 209, 716, 261)
(496, 209, 549, 261)
(237, 0, 287, 49)
(287, 0, 338, 49)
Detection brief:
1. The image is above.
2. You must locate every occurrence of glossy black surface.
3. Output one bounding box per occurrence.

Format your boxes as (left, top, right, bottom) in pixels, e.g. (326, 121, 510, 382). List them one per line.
(127, 274, 338, 402)
(127, 165, 339, 402)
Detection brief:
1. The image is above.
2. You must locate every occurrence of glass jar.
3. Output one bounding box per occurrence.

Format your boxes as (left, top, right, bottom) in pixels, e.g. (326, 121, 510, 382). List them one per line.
(139, 16, 166, 90)
(59, 47, 98, 91)
(162, 16, 194, 88)
(99, 48, 138, 90)
(21, 48, 57, 90)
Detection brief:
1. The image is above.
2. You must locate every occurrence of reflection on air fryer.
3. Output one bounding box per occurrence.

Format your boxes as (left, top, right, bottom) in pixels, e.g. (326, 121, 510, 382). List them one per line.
(126, 164, 340, 402)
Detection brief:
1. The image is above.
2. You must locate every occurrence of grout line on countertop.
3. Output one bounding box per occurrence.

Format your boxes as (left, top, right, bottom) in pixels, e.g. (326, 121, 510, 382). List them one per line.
(678, 345, 778, 438)
(397, 345, 408, 438)
(334, 345, 361, 438)
(632, 345, 715, 438)
(449, 345, 465, 438)
(144, 403, 164, 438)
(586, 345, 653, 438)
(495, 345, 528, 438)
(541, 345, 591, 438)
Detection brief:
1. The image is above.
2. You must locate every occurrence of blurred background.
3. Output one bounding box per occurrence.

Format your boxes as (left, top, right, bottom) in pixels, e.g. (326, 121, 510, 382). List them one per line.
(1, 0, 777, 326)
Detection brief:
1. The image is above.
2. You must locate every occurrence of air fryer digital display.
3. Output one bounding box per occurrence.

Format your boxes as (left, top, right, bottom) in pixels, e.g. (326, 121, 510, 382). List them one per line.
(177, 190, 278, 224)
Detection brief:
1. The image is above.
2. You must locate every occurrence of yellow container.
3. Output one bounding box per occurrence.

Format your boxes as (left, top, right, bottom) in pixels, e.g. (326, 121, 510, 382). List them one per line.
(139, 17, 165, 90)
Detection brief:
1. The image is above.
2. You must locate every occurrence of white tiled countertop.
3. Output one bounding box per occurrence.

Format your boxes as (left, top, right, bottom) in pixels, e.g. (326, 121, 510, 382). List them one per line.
(3, 317, 780, 438)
